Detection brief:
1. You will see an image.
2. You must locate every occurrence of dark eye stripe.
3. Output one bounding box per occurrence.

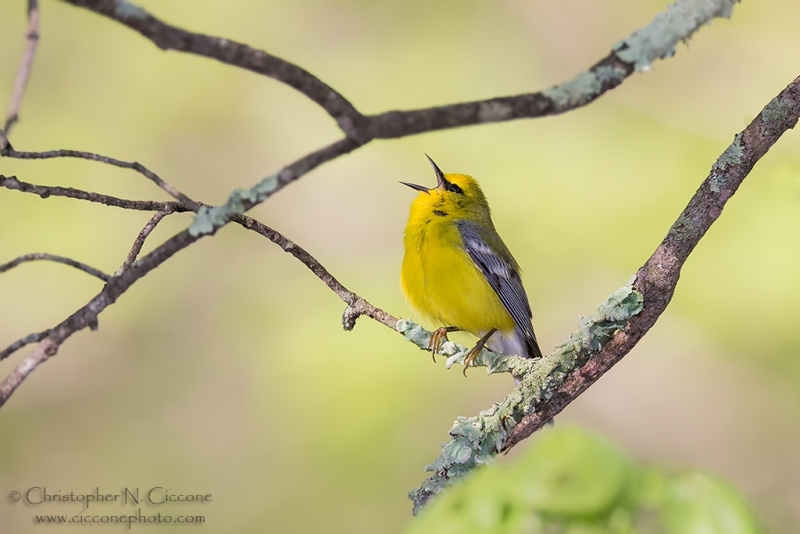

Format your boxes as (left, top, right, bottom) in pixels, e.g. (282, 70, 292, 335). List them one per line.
(446, 182, 463, 194)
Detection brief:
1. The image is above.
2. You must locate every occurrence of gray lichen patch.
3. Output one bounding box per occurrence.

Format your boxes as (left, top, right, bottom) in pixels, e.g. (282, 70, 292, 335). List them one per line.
(709, 133, 743, 193)
(614, 0, 741, 72)
(761, 95, 795, 126)
(544, 71, 604, 110)
(409, 285, 643, 514)
(188, 174, 281, 237)
(113, 0, 148, 20)
(670, 214, 698, 244)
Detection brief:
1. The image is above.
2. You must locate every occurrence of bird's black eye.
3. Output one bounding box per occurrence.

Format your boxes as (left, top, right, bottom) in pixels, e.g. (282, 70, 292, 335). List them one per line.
(445, 182, 463, 194)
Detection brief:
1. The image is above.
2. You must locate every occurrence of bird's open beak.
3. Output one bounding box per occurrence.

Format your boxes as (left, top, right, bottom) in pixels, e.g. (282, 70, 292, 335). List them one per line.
(425, 154, 448, 189)
(400, 154, 449, 194)
(400, 181, 430, 193)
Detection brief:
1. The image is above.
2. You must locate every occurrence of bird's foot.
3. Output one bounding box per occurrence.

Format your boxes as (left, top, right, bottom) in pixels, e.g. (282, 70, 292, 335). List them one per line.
(462, 327, 497, 377)
(428, 326, 459, 362)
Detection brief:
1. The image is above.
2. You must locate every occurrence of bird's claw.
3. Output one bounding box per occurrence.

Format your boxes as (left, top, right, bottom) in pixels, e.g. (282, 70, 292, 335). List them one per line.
(462, 346, 481, 377)
(427, 327, 451, 363)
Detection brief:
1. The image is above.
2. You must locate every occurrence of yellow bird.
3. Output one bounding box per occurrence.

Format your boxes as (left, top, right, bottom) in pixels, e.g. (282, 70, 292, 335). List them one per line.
(400, 155, 543, 374)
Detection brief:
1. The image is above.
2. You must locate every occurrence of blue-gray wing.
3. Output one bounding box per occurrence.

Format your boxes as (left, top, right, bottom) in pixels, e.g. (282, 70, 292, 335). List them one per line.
(456, 220, 542, 358)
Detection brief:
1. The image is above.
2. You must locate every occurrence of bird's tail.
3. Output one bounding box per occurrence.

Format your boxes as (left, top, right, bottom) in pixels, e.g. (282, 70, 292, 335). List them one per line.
(487, 328, 543, 359)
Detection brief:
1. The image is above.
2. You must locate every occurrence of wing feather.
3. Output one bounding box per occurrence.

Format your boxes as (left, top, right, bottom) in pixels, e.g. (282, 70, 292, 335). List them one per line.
(456, 220, 542, 358)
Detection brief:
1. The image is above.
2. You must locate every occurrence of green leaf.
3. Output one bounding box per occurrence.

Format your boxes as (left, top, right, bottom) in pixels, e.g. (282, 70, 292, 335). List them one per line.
(660, 472, 762, 534)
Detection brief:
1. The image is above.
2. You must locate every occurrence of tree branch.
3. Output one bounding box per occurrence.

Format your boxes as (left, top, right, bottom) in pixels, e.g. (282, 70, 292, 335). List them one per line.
(2, 0, 40, 145)
(0, 171, 397, 329)
(0, 330, 49, 362)
(0, 137, 363, 407)
(0, 0, 752, 496)
(60, 0, 366, 139)
(115, 211, 173, 276)
(1, 148, 201, 210)
(60, 0, 739, 142)
(0, 337, 58, 402)
(231, 214, 398, 330)
(0, 174, 186, 212)
(0, 252, 112, 282)
(408, 73, 800, 514)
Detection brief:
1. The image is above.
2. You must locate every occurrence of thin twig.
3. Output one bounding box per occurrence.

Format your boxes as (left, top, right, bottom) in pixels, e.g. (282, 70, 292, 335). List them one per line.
(115, 211, 172, 275)
(0, 174, 187, 212)
(0, 337, 57, 402)
(0, 330, 50, 362)
(0, 252, 111, 282)
(0, 137, 359, 408)
(232, 214, 398, 329)
(0, 171, 396, 327)
(61, 0, 365, 139)
(1, 148, 201, 211)
(2, 0, 40, 141)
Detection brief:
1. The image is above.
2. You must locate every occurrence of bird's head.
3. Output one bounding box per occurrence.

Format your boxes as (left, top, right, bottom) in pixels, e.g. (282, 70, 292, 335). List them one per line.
(401, 155, 491, 221)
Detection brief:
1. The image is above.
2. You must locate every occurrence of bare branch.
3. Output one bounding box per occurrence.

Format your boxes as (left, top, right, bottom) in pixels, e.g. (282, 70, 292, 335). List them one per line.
(60, 0, 365, 139)
(0, 136, 359, 408)
(0, 337, 58, 403)
(115, 211, 173, 276)
(0, 170, 396, 329)
(1, 148, 201, 211)
(409, 73, 800, 513)
(232, 214, 398, 329)
(0, 252, 112, 282)
(2, 0, 40, 143)
(61, 0, 739, 143)
(0, 174, 186, 212)
(0, 330, 49, 362)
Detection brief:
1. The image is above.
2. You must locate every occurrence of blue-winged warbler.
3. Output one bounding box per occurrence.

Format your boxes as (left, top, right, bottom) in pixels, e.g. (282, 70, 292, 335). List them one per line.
(400, 156, 542, 373)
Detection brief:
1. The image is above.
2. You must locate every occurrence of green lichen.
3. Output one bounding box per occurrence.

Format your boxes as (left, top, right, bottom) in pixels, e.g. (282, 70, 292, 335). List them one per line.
(594, 65, 625, 85)
(187, 174, 281, 237)
(544, 70, 603, 110)
(113, 0, 148, 20)
(709, 133, 743, 192)
(614, 0, 740, 72)
(761, 95, 793, 125)
(408, 285, 644, 514)
(252, 173, 279, 202)
(671, 214, 696, 243)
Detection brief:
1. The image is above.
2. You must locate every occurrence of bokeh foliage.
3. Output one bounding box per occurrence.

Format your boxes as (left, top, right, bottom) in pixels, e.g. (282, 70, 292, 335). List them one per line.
(407, 426, 761, 534)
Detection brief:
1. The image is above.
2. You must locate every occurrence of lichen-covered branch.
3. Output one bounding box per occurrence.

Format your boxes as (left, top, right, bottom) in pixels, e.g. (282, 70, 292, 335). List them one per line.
(408, 73, 800, 514)
(361, 0, 742, 138)
(61, 0, 739, 142)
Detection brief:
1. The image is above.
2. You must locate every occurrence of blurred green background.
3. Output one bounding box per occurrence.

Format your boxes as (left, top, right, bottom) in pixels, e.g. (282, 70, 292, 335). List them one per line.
(1, 0, 799, 532)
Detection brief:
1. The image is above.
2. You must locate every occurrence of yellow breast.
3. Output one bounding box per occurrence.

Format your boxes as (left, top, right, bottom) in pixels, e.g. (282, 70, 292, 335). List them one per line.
(400, 215, 515, 335)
